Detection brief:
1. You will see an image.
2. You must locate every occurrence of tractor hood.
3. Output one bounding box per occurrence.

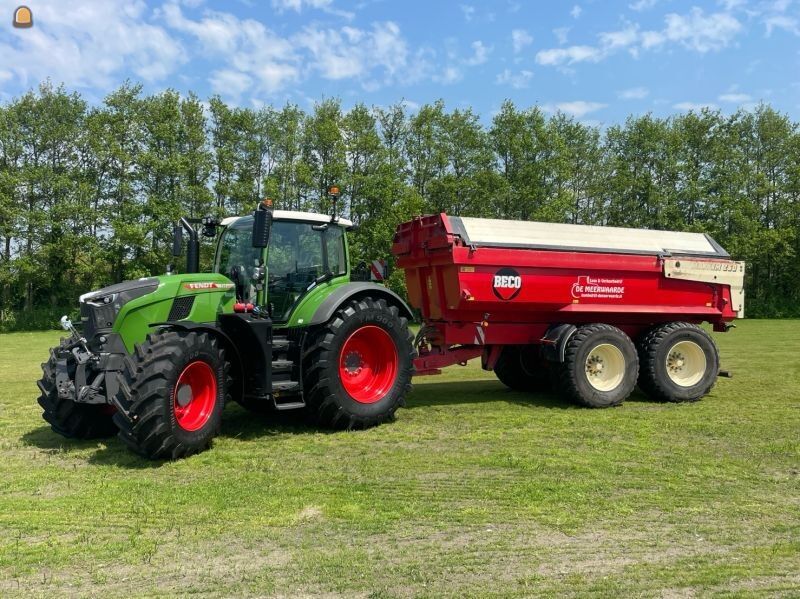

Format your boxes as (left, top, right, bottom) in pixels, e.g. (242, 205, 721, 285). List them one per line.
(79, 278, 160, 339)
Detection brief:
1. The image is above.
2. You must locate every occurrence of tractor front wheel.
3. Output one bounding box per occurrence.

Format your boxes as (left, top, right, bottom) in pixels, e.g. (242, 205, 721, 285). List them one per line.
(37, 338, 118, 439)
(303, 297, 414, 429)
(113, 330, 227, 460)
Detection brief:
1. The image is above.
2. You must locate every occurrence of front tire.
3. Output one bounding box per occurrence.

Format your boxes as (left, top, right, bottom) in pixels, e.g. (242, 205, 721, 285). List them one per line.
(113, 331, 227, 460)
(37, 338, 117, 439)
(558, 324, 638, 408)
(303, 297, 414, 429)
(637, 322, 719, 402)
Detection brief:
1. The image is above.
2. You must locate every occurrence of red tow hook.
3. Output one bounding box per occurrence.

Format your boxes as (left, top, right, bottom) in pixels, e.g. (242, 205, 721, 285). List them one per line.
(233, 302, 255, 313)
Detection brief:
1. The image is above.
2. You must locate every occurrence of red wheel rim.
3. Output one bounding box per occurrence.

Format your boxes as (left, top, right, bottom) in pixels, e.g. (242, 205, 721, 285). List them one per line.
(173, 360, 217, 431)
(339, 325, 399, 404)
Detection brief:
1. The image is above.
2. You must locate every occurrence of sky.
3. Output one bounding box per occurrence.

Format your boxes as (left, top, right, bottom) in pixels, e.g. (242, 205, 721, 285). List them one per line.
(0, 0, 798, 124)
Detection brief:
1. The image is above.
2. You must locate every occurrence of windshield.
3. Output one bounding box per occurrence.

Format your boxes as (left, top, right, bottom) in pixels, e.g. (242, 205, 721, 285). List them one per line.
(215, 218, 262, 303)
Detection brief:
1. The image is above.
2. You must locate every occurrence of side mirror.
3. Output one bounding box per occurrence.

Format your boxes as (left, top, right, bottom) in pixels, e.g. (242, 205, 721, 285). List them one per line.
(172, 225, 183, 257)
(201, 215, 219, 238)
(252, 207, 272, 248)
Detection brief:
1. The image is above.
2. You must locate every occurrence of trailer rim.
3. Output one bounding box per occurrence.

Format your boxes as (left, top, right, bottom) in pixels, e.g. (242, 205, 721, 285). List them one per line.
(339, 325, 399, 404)
(665, 340, 707, 387)
(173, 360, 218, 431)
(584, 343, 626, 392)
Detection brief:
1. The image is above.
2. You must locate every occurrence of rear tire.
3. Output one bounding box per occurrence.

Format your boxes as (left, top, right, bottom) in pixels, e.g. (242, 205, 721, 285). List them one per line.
(494, 345, 551, 392)
(113, 331, 227, 460)
(303, 297, 414, 429)
(637, 322, 719, 402)
(37, 338, 117, 439)
(558, 324, 638, 408)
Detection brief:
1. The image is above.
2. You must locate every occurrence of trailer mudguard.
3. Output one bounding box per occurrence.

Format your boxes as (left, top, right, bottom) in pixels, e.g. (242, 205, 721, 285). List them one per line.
(307, 282, 414, 326)
(540, 324, 577, 363)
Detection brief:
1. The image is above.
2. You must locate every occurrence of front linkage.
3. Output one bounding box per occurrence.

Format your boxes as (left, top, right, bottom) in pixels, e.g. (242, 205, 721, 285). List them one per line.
(37, 318, 128, 439)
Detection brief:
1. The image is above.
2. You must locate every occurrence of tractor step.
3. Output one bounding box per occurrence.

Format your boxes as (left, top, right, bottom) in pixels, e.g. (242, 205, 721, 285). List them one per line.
(271, 359, 294, 372)
(272, 336, 290, 352)
(271, 379, 304, 411)
(271, 380, 301, 393)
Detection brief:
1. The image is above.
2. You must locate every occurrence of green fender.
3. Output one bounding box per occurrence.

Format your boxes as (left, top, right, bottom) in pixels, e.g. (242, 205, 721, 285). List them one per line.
(307, 282, 414, 326)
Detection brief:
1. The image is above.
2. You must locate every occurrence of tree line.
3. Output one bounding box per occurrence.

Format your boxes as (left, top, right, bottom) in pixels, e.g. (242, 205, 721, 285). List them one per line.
(1, 81, 798, 330)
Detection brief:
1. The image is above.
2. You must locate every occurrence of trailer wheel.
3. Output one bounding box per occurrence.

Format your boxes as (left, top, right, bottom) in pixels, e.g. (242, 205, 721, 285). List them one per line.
(37, 339, 118, 439)
(558, 324, 638, 408)
(303, 297, 414, 429)
(637, 322, 719, 402)
(494, 345, 551, 392)
(113, 331, 227, 460)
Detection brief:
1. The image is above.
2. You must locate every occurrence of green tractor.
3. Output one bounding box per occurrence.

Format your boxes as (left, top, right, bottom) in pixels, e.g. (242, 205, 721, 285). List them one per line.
(37, 195, 415, 459)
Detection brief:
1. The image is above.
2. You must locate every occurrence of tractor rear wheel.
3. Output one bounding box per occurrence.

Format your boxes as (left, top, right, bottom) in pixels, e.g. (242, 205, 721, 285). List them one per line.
(494, 345, 551, 392)
(637, 322, 719, 402)
(303, 297, 414, 429)
(113, 330, 227, 459)
(558, 324, 638, 408)
(37, 338, 118, 439)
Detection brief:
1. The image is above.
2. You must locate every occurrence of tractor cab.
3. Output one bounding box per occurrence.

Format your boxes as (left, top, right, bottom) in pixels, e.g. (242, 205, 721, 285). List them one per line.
(214, 211, 352, 322)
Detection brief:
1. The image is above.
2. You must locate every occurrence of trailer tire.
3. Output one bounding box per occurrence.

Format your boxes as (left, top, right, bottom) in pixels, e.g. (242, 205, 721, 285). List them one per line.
(558, 324, 638, 408)
(494, 345, 551, 392)
(303, 297, 414, 429)
(37, 339, 118, 439)
(637, 322, 719, 402)
(113, 331, 227, 460)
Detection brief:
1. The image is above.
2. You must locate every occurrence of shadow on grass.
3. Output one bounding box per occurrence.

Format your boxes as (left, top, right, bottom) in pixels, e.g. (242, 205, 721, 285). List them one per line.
(22, 379, 633, 467)
(406, 379, 575, 410)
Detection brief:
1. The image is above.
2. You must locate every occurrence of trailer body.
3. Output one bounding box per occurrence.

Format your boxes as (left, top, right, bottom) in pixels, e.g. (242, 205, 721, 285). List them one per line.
(392, 214, 744, 384)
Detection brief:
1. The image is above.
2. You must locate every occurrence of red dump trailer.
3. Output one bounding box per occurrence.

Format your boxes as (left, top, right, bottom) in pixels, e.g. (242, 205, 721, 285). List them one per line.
(392, 213, 745, 407)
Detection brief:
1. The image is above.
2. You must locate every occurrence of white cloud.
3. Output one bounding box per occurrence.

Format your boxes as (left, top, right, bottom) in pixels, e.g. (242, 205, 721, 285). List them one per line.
(464, 41, 491, 65)
(571, 5, 583, 18)
(209, 69, 253, 98)
(543, 101, 607, 117)
(618, 86, 649, 99)
(537, 7, 743, 67)
(512, 29, 533, 53)
(719, 0, 746, 9)
(630, 0, 659, 10)
(298, 22, 409, 81)
(553, 27, 570, 44)
(765, 14, 800, 35)
(0, 0, 185, 89)
(673, 101, 718, 110)
(536, 45, 604, 66)
(496, 68, 533, 88)
(719, 92, 752, 102)
(270, 0, 353, 18)
(164, 3, 299, 94)
(461, 4, 476, 21)
(599, 24, 640, 49)
(271, 0, 333, 11)
(654, 8, 742, 52)
(438, 66, 462, 84)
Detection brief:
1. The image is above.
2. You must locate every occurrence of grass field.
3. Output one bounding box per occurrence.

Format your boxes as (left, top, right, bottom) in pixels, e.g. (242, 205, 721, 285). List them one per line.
(0, 321, 798, 597)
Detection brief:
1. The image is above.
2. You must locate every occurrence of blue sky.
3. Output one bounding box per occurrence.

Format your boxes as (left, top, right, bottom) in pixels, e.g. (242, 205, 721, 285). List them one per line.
(1, 0, 798, 123)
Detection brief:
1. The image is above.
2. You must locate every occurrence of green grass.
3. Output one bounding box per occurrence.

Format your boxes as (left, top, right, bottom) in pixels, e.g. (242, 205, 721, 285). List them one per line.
(1, 321, 799, 597)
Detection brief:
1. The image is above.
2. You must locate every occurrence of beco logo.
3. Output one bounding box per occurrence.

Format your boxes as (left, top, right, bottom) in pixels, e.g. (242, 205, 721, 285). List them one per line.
(492, 267, 522, 300)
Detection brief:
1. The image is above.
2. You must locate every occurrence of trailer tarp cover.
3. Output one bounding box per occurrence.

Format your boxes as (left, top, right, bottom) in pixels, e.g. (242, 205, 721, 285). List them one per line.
(451, 216, 728, 257)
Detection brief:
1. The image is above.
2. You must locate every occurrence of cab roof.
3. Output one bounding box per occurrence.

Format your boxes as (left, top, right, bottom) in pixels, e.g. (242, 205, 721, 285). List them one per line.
(221, 211, 353, 228)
